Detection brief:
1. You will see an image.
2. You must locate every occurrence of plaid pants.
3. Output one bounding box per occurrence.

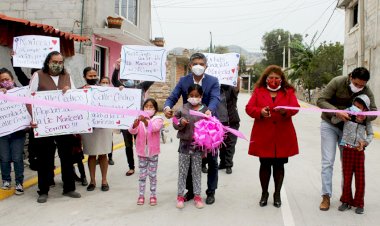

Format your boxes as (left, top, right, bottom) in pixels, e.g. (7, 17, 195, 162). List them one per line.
(340, 147, 365, 208)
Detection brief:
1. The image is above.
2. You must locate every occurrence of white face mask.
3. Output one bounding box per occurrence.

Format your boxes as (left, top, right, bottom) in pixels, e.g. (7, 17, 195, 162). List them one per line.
(266, 85, 281, 92)
(191, 65, 205, 76)
(187, 97, 201, 106)
(349, 82, 364, 93)
(144, 109, 155, 117)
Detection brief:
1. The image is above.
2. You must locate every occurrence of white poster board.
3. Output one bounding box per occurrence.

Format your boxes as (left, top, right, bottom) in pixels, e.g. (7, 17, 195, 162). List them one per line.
(13, 35, 60, 69)
(0, 87, 32, 136)
(90, 86, 142, 129)
(32, 89, 92, 138)
(120, 45, 168, 82)
(204, 53, 240, 86)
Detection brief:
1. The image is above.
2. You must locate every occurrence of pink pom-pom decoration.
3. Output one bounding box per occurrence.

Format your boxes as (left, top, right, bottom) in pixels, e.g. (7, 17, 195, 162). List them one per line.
(193, 116, 225, 155)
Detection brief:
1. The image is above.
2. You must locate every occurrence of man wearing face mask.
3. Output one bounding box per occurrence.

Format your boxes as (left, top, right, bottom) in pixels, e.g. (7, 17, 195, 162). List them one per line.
(164, 52, 220, 205)
(111, 58, 154, 177)
(317, 67, 377, 211)
(29, 51, 80, 203)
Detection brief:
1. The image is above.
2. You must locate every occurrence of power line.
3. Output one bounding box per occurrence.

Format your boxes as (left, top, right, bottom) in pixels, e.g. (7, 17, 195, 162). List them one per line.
(311, 0, 339, 46)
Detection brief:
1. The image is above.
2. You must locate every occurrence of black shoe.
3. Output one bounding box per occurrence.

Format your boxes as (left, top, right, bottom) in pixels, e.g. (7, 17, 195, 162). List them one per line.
(202, 166, 208, 174)
(74, 175, 82, 182)
(273, 192, 281, 208)
(101, 184, 109, 192)
(218, 164, 226, 170)
(184, 192, 194, 202)
(81, 178, 88, 186)
(259, 192, 269, 207)
(226, 167, 232, 174)
(87, 184, 96, 191)
(338, 203, 351, 211)
(206, 194, 215, 205)
(108, 159, 115, 165)
(355, 207, 364, 214)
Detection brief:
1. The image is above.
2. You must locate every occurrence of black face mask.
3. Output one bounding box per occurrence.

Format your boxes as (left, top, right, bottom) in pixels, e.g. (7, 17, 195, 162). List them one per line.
(86, 79, 98, 85)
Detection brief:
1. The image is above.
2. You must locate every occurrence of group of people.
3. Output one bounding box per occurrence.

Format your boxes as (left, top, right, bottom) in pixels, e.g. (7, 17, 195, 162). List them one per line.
(0, 51, 377, 214)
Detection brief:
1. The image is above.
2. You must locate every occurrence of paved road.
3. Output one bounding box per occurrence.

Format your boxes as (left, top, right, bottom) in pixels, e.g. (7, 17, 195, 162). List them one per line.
(1, 93, 380, 226)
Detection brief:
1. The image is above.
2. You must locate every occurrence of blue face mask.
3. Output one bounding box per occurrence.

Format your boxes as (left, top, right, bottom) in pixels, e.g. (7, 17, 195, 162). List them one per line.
(122, 80, 135, 88)
(348, 105, 362, 113)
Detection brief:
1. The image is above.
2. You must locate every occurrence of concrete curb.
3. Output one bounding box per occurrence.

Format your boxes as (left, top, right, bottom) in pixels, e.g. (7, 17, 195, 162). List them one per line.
(0, 142, 125, 201)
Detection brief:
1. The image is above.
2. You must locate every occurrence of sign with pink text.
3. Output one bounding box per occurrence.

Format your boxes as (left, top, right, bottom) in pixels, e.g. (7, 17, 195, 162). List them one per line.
(0, 87, 32, 137)
(204, 53, 240, 86)
(31, 89, 92, 138)
(13, 35, 60, 69)
(120, 45, 168, 82)
(90, 86, 142, 129)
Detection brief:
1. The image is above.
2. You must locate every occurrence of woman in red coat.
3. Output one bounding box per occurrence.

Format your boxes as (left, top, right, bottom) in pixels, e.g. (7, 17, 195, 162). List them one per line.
(245, 65, 299, 208)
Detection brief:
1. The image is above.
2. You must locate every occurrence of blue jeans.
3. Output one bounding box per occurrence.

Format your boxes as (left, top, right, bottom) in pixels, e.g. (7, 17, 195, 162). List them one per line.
(0, 133, 26, 185)
(320, 120, 343, 197)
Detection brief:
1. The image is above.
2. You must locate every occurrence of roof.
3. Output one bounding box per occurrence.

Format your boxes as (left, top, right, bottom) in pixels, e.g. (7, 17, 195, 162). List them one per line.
(0, 13, 89, 57)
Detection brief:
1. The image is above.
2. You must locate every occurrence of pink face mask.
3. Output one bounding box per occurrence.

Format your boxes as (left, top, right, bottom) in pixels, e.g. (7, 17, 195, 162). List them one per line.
(144, 109, 155, 117)
(0, 81, 14, 90)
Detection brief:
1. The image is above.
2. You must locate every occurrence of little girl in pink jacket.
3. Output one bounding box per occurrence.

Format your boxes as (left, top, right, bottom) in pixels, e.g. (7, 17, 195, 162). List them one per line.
(128, 98, 163, 206)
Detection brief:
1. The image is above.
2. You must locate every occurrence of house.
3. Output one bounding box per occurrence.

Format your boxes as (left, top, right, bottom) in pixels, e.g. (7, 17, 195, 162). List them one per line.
(338, 0, 380, 115)
(0, 0, 158, 88)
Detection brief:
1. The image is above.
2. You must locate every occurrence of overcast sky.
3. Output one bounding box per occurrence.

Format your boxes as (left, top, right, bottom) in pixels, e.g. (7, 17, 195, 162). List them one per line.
(151, 0, 345, 52)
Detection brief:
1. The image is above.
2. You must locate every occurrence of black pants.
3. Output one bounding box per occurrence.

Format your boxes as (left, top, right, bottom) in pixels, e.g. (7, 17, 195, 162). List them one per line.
(121, 130, 135, 170)
(27, 130, 38, 169)
(219, 123, 240, 168)
(187, 152, 218, 195)
(35, 135, 76, 195)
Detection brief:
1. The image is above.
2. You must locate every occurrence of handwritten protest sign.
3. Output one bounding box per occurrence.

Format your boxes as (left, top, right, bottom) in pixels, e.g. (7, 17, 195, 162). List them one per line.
(120, 45, 168, 82)
(0, 87, 32, 137)
(90, 86, 142, 129)
(13, 35, 60, 69)
(204, 53, 240, 86)
(32, 89, 92, 138)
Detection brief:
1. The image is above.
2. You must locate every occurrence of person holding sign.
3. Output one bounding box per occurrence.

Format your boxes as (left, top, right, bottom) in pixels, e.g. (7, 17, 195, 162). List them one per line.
(81, 67, 112, 192)
(0, 68, 26, 195)
(164, 53, 220, 205)
(112, 58, 155, 177)
(245, 65, 299, 208)
(29, 51, 80, 203)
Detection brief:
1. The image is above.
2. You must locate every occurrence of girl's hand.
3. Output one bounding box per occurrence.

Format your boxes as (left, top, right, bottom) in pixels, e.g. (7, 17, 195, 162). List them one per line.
(357, 140, 366, 151)
(261, 106, 271, 118)
(30, 122, 38, 128)
(132, 119, 139, 129)
(0, 88, 7, 94)
(180, 118, 189, 126)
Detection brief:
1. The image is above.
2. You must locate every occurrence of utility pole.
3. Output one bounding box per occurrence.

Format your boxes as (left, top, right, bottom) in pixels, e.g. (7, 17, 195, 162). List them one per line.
(288, 35, 291, 68)
(283, 45, 286, 69)
(209, 31, 213, 53)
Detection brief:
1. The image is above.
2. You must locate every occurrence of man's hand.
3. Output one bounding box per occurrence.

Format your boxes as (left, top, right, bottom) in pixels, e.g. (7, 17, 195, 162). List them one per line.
(164, 108, 173, 119)
(205, 110, 212, 116)
(335, 112, 350, 122)
(118, 86, 124, 91)
(261, 106, 271, 118)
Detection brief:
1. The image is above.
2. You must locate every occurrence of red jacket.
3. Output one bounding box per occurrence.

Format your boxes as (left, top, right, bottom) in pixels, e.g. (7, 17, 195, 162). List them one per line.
(245, 87, 299, 158)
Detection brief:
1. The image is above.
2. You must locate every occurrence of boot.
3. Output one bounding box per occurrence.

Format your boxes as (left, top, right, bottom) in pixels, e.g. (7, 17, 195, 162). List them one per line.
(319, 195, 330, 211)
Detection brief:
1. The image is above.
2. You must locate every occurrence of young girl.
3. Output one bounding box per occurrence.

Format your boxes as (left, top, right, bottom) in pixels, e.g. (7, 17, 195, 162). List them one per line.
(0, 68, 26, 195)
(174, 84, 208, 209)
(128, 98, 163, 206)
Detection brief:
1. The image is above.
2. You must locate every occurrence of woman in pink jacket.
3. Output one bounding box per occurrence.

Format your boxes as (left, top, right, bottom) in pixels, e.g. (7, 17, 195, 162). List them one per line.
(129, 98, 163, 206)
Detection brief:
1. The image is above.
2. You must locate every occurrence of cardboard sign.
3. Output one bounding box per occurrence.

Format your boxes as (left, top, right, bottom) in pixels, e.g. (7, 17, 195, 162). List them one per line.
(90, 86, 142, 129)
(0, 87, 32, 136)
(32, 89, 92, 138)
(13, 35, 60, 69)
(120, 45, 167, 82)
(204, 53, 240, 86)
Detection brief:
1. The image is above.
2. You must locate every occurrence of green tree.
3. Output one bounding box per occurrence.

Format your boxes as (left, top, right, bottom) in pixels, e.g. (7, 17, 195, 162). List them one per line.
(261, 29, 302, 66)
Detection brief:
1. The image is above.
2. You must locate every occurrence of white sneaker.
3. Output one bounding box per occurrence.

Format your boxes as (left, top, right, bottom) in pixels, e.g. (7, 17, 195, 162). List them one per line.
(15, 184, 24, 195)
(1, 181, 11, 190)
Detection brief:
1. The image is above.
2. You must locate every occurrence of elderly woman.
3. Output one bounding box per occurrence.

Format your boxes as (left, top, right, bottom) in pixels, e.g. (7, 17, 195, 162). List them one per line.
(245, 65, 299, 208)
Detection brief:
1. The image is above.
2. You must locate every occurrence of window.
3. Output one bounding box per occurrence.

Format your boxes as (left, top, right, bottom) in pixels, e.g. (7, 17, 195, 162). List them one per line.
(351, 3, 358, 28)
(114, 0, 138, 26)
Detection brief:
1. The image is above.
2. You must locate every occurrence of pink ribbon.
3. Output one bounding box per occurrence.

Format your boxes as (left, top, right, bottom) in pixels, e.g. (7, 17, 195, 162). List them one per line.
(0, 93, 149, 118)
(275, 106, 380, 116)
(189, 110, 248, 141)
